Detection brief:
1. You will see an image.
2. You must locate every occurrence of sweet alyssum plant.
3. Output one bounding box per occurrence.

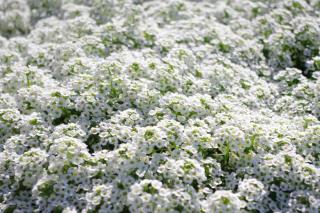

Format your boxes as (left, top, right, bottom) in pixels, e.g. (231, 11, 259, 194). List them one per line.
(0, 0, 320, 212)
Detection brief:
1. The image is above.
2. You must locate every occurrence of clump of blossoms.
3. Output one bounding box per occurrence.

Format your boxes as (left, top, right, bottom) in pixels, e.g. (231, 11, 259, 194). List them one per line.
(1, 0, 320, 212)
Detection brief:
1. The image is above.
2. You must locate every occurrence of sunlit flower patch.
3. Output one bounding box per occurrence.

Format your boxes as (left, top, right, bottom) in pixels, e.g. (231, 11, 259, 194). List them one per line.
(0, 0, 320, 212)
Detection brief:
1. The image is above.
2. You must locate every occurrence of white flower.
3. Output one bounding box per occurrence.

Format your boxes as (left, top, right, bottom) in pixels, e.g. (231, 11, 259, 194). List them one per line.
(202, 190, 246, 213)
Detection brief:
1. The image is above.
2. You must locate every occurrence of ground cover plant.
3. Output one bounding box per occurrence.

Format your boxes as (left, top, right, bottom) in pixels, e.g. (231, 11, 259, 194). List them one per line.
(0, 0, 320, 212)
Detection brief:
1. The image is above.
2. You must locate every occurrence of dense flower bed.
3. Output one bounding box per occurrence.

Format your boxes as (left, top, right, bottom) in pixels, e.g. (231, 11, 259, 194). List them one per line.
(0, 0, 320, 212)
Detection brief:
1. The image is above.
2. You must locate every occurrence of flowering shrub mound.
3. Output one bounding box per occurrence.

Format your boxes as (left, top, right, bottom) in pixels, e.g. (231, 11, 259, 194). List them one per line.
(1, 0, 320, 212)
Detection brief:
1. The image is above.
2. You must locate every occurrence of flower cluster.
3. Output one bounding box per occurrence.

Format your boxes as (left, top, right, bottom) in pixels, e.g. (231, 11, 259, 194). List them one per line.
(1, 0, 320, 212)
